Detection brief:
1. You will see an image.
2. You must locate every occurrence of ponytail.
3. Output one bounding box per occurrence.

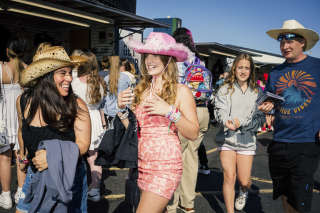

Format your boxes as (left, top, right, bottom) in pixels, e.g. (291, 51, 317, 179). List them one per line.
(7, 48, 25, 83)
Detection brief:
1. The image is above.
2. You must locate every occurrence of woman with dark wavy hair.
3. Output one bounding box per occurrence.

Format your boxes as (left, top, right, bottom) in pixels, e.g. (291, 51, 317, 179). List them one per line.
(15, 45, 91, 213)
(71, 50, 106, 202)
(214, 54, 265, 213)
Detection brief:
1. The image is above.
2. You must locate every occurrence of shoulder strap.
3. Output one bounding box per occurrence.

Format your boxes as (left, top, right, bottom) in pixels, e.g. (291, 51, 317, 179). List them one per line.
(193, 57, 201, 65)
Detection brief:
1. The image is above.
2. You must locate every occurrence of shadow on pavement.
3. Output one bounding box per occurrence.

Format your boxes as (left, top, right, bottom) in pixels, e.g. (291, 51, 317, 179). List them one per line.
(258, 137, 273, 147)
(112, 201, 133, 213)
(196, 168, 223, 192)
(245, 184, 265, 213)
(201, 193, 225, 213)
(196, 168, 225, 212)
(314, 180, 320, 191)
(196, 168, 265, 213)
(88, 199, 110, 213)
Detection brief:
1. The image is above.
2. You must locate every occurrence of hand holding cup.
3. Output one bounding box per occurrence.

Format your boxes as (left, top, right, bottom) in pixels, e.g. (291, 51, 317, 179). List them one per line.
(118, 87, 134, 109)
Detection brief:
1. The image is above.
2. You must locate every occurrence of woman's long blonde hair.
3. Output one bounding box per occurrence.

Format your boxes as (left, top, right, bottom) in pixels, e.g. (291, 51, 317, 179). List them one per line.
(133, 54, 178, 107)
(76, 51, 107, 104)
(224, 53, 257, 95)
(108, 56, 121, 95)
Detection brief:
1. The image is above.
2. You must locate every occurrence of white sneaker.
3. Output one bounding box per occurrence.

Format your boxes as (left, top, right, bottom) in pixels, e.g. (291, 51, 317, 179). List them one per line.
(235, 188, 248, 211)
(0, 193, 12, 210)
(14, 188, 25, 204)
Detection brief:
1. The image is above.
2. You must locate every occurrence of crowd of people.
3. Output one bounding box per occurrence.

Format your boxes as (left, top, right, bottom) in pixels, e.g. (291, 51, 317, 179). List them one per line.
(0, 18, 319, 213)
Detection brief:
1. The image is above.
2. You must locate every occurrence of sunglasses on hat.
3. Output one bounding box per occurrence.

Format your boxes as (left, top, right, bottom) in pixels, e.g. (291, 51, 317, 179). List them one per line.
(277, 33, 303, 41)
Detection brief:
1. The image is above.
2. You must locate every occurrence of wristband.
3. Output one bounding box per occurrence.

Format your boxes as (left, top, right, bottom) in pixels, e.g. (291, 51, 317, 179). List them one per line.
(166, 106, 181, 123)
(166, 105, 174, 118)
(18, 156, 29, 164)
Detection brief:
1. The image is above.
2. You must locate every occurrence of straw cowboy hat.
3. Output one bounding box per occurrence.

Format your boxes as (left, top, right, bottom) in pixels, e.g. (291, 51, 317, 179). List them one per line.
(127, 32, 192, 62)
(266, 19, 319, 51)
(20, 46, 86, 86)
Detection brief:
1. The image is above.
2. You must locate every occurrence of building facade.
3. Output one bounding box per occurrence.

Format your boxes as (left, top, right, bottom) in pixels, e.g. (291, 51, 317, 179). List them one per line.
(153, 18, 182, 35)
(0, 0, 168, 69)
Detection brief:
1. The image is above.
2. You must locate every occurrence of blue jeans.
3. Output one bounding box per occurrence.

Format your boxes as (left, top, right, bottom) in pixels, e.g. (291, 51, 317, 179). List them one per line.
(17, 160, 88, 213)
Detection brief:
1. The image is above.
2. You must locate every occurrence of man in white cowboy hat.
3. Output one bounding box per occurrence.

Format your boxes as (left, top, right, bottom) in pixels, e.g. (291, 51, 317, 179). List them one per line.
(259, 19, 320, 213)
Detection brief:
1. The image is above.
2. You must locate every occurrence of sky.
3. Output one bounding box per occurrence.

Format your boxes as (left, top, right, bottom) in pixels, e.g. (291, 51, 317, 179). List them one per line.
(136, 0, 320, 58)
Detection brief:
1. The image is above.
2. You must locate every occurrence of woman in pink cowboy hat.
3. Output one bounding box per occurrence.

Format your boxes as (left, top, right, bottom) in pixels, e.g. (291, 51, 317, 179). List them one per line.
(117, 32, 199, 213)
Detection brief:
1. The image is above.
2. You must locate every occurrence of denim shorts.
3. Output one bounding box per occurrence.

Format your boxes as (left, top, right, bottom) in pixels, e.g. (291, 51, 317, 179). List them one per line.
(17, 160, 88, 213)
(218, 145, 256, 155)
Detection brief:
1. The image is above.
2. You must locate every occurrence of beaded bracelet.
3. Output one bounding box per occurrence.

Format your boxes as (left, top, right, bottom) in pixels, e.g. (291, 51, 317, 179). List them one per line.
(166, 105, 174, 118)
(166, 105, 181, 123)
(171, 111, 181, 123)
(18, 155, 29, 164)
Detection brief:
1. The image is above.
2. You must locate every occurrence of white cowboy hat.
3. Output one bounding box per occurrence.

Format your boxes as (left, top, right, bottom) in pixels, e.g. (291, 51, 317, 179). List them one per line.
(266, 19, 319, 51)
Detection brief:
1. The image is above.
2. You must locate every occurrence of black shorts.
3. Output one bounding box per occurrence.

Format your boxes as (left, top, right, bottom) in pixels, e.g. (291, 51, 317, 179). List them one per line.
(268, 141, 320, 212)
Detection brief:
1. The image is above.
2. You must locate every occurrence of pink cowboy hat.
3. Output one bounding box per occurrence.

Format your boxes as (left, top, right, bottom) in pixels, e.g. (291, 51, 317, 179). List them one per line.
(127, 32, 192, 62)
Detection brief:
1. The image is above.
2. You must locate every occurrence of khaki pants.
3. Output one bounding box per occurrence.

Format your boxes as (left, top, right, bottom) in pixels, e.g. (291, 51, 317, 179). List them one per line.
(167, 107, 209, 212)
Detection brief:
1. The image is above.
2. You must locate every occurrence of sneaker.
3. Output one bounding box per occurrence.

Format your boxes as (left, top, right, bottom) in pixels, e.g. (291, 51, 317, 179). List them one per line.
(88, 188, 101, 202)
(0, 192, 12, 210)
(235, 188, 248, 211)
(177, 204, 195, 213)
(198, 164, 210, 175)
(14, 188, 25, 204)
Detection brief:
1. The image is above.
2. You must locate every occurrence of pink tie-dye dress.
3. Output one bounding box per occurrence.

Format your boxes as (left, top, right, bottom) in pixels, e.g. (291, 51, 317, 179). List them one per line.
(135, 104, 183, 199)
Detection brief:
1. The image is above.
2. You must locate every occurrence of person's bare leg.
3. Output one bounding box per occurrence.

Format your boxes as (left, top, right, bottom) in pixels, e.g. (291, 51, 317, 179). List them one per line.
(220, 151, 237, 213)
(236, 154, 254, 190)
(137, 190, 170, 213)
(0, 150, 12, 192)
(15, 151, 26, 188)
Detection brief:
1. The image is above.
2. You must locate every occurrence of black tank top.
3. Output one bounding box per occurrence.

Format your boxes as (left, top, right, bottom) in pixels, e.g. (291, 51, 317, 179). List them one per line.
(20, 94, 75, 170)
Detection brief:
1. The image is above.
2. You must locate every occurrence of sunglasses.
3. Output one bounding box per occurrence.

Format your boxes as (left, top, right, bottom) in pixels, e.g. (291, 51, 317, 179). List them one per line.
(277, 33, 303, 41)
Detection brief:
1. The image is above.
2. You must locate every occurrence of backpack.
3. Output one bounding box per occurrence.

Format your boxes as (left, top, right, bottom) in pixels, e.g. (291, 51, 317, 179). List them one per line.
(182, 57, 213, 102)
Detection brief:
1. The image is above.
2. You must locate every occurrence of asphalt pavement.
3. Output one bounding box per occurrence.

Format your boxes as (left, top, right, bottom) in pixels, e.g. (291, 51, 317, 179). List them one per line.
(1, 125, 320, 213)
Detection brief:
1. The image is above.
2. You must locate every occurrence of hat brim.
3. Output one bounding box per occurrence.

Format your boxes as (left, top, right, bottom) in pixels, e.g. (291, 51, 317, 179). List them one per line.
(70, 55, 88, 64)
(127, 38, 190, 62)
(266, 28, 319, 51)
(134, 48, 188, 62)
(20, 58, 75, 87)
